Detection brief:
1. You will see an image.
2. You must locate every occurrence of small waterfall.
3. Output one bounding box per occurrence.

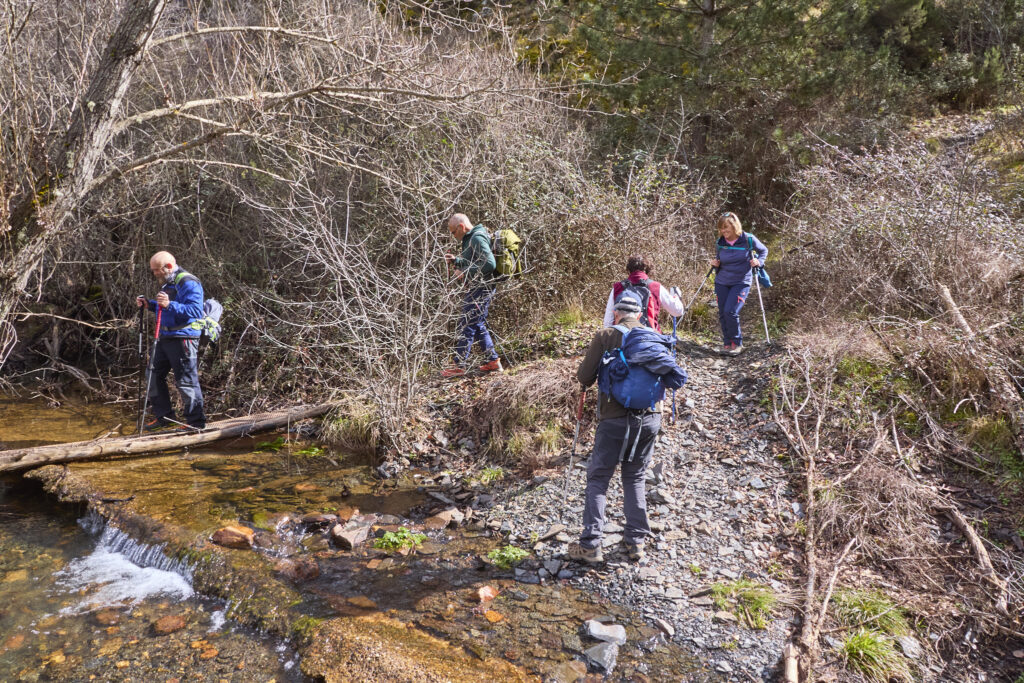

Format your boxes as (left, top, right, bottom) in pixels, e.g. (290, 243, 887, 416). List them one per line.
(54, 514, 194, 613)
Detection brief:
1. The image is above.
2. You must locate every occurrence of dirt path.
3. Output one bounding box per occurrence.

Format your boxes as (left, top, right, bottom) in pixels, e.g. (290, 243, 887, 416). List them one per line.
(485, 341, 800, 680)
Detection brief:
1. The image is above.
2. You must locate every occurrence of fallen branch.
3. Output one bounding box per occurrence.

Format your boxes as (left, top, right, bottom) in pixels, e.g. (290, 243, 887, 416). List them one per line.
(937, 503, 1010, 616)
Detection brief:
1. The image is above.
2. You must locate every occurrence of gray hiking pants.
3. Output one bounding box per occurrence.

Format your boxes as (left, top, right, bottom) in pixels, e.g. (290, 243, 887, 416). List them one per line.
(580, 413, 661, 550)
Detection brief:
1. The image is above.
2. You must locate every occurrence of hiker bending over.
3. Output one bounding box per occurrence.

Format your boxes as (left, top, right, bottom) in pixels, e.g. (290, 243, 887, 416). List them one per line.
(136, 251, 207, 430)
(569, 291, 687, 564)
(602, 255, 683, 332)
(442, 213, 502, 378)
(709, 212, 767, 356)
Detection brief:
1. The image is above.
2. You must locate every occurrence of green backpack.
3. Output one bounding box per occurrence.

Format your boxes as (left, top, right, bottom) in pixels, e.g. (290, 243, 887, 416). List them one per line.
(490, 228, 524, 279)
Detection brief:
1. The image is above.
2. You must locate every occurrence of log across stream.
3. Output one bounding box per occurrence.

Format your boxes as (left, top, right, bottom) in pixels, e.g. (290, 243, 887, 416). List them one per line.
(0, 403, 334, 473)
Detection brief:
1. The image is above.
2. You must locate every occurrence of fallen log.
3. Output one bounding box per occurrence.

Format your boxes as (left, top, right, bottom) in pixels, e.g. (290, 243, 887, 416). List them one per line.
(0, 403, 335, 474)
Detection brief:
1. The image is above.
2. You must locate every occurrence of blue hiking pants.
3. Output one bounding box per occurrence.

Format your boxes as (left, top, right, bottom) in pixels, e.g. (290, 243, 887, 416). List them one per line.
(455, 285, 498, 366)
(148, 337, 206, 428)
(715, 282, 750, 346)
(580, 413, 661, 550)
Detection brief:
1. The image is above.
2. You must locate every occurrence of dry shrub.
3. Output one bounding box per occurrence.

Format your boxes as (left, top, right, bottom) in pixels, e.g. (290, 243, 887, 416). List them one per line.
(462, 358, 588, 472)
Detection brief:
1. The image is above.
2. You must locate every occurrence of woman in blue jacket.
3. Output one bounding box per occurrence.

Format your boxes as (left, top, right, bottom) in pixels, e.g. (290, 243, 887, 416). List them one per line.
(708, 212, 767, 356)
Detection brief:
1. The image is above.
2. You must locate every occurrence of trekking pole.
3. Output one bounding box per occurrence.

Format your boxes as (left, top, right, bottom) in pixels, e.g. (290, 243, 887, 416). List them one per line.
(670, 314, 679, 425)
(562, 390, 586, 504)
(136, 305, 145, 426)
(684, 267, 714, 317)
(753, 269, 771, 344)
(138, 305, 162, 435)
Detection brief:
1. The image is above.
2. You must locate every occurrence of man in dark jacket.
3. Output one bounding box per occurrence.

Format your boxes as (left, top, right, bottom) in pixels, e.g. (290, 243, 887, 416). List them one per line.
(136, 251, 207, 430)
(442, 213, 502, 378)
(568, 290, 681, 564)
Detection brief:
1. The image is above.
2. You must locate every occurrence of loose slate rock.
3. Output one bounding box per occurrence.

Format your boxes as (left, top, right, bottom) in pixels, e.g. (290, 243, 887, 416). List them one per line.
(584, 642, 619, 674)
(583, 620, 627, 645)
(896, 635, 923, 659)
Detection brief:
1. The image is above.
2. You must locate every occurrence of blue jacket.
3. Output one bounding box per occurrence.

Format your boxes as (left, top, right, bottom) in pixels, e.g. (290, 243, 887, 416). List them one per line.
(714, 233, 768, 287)
(620, 327, 688, 389)
(146, 269, 204, 338)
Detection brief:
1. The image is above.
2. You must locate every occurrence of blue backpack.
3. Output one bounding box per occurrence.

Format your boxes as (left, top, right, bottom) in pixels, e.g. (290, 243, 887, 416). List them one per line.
(597, 325, 688, 459)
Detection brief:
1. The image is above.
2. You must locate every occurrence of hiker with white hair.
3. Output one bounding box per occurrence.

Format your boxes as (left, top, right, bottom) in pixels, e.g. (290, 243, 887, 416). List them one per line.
(136, 251, 207, 430)
(441, 213, 503, 378)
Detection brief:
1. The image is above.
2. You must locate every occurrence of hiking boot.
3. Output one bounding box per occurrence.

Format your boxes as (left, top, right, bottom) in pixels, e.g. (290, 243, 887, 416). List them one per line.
(728, 344, 744, 356)
(720, 343, 734, 355)
(441, 366, 466, 378)
(142, 417, 171, 432)
(625, 543, 646, 562)
(567, 542, 603, 565)
(479, 358, 503, 373)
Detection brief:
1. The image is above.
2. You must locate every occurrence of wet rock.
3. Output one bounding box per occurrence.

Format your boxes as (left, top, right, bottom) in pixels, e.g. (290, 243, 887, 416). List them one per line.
(423, 507, 464, 530)
(547, 660, 588, 683)
(583, 620, 627, 645)
(274, 558, 320, 582)
(509, 590, 530, 601)
(152, 614, 187, 635)
(211, 525, 254, 549)
(584, 642, 619, 674)
(300, 512, 338, 527)
(3, 633, 26, 651)
(543, 560, 562, 575)
(251, 511, 292, 531)
(330, 520, 371, 550)
(295, 482, 319, 493)
(377, 514, 402, 525)
(94, 609, 120, 626)
(478, 585, 499, 603)
(347, 596, 378, 609)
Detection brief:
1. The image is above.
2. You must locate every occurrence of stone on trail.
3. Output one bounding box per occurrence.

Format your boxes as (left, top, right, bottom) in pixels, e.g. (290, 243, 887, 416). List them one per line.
(538, 523, 567, 541)
(330, 520, 372, 550)
(653, 617, 675, 638)
(648, 488, 676, 505)
(584, 641, 619, 674)
(713, 610, 738, 624)
(152, 614, 187, 635)
(423, 507, 464, 530)
(546, 660, 587, 683)
(211, 525, 254, 549)
(601, 533, 623, 548)
(583, 619, 627, 645)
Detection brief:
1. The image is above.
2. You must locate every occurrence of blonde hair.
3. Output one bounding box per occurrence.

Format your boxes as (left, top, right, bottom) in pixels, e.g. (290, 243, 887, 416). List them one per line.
(717, 212, 742, 236)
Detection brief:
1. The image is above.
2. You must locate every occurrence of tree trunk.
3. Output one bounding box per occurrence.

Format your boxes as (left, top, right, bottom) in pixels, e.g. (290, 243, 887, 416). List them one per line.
(0, 403, 335, 473)
(692, 0, 717, 156)
(0, 0, 168, 358)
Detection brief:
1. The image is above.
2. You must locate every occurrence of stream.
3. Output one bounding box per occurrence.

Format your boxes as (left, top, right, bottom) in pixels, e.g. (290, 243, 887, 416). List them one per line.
(1, 395, 712, 681)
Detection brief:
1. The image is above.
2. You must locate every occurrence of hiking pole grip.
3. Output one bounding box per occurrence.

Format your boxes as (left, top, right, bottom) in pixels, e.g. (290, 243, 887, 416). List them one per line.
(154, 305, 162, 339)
(575, 390, 585, 421)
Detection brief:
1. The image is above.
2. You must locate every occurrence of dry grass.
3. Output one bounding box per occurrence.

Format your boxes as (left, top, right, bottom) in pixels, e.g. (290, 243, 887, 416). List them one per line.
(462, 358, 587, 472)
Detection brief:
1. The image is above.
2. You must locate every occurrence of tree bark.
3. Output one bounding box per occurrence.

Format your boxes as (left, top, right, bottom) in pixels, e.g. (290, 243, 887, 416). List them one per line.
(0, 403, 334, 473)
(0, 0, 168, 352)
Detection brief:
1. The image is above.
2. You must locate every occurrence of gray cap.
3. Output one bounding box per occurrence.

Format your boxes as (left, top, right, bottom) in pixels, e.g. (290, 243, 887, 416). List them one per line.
(614, 290, 642, 313)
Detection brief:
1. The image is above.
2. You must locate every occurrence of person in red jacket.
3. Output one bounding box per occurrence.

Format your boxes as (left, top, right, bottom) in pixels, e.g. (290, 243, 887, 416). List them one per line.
(602, 255, 683, 332)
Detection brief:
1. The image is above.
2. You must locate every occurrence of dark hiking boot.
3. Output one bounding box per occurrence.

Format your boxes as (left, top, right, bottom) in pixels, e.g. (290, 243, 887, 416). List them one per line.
(478, 358, 503, 373)
(142, 418, 171, 432)
(568, 542, 603, 565)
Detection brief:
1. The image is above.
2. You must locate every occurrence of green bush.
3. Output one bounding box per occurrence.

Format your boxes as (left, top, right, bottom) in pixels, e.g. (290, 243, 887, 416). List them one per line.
(373, 527, 426, 553)
(487, 545, 530, 570)
(711, 579, 777, 629)
(839, 629, 913, 682)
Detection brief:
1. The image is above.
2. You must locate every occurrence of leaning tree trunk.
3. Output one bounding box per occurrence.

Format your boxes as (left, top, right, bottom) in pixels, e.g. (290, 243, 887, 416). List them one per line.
(0, 0, 167, 363)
